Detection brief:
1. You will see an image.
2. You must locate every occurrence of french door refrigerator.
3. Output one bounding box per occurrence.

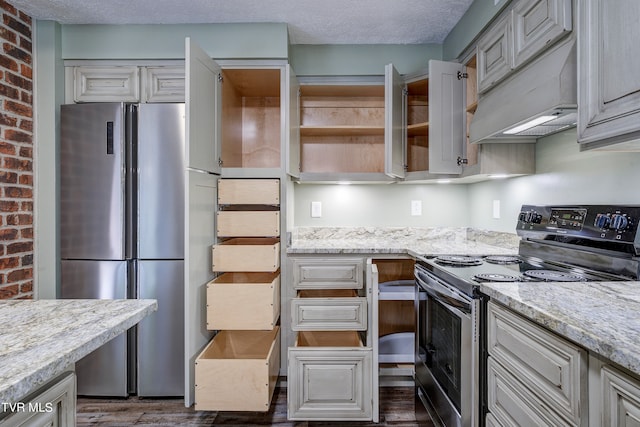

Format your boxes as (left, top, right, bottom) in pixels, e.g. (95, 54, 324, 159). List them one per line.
(60, 103, 185, 397)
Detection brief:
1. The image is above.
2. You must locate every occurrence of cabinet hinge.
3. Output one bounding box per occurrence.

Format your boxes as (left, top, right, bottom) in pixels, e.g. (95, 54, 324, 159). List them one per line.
(403, 164, 409, 172)
(217, 73, 223, 83)
(402, 88, 409, 96)
(457, 157, 468, 166)
(218, 157, 224, 166)
(457, 71, 468, 80)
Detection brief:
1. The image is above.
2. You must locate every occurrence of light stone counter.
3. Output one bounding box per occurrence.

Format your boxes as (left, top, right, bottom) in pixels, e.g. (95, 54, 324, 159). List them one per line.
(0, 299, 157, 405)
(288, 227, 520, 255)
(480, 281, 640, 377)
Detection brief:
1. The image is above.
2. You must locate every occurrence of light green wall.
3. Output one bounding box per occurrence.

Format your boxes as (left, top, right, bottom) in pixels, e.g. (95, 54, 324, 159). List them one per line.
(61, 23, 289, 59)
(289, 44, 442, 76)
(443, 0, 510, 60)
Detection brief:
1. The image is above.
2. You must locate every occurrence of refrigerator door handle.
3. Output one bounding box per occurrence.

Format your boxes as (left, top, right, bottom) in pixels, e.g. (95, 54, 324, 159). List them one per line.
(125, 104, 138, 260)
(107, 121, 114, 154)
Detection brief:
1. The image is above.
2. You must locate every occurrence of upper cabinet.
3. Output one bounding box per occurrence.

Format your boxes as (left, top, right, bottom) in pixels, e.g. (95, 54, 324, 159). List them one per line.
(477, 0, 572, 94)
(577, 0, 640, 150)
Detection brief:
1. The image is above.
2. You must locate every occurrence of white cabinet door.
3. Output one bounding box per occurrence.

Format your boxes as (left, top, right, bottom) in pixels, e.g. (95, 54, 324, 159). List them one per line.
(601, 365, 640, 427)
(385, 63, 405, 178)
(73, 65, 140, 103)
(185, 37, 221, 174)
(578, 0, 640, 149)
(366, 259, 380, 423)
(142, 66, 185, 102)
(286, 64, 301, 178)
(428, 60, 465, 174)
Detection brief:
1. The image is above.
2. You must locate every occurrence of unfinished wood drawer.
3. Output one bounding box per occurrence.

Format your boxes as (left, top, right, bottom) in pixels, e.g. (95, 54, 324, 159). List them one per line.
(291, 289, 367, 331)
(292, 257, 364, 290)
(212, 238, 280, 272)
(207, 272, 280, 330)
(195, 327, 280, 412)
(216, 211, 280, 238)
(288, 331, 373, 420)
(218, 179, 280, 205)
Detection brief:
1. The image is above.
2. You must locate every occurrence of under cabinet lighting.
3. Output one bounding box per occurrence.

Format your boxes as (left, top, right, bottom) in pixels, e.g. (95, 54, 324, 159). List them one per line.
(502, 115, 556, 135)
(436, 179, 452, 184)
(489, 174, 509, 179)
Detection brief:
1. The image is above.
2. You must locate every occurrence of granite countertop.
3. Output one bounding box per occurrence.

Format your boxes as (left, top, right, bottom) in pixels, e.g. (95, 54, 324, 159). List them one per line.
(288, 227, 520, 255)
(0, 299, 157, 404)
(480, 281, 640, 377)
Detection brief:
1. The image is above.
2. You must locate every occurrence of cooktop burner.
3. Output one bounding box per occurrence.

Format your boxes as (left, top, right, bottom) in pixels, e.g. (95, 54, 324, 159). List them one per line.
(522, 269, 587, 282)
(473, 273, 521, 282)
(435, 255, 483, 266)
(484, 255, 522, 265)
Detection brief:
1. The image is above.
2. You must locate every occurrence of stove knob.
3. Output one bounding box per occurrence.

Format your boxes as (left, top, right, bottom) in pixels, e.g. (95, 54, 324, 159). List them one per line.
(594, 213, 611, 229)
(610, 214, 629, 231)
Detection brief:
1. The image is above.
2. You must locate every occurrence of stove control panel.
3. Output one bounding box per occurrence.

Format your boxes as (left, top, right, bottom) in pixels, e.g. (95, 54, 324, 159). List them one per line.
(517, 205, 640, 250)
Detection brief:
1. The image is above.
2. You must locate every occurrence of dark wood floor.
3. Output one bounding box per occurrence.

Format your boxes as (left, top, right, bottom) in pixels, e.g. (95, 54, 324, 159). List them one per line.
(77, 387, 435, 426)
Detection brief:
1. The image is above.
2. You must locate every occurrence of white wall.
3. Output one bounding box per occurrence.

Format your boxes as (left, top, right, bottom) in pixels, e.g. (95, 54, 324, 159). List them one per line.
(293, 128, 640, 232)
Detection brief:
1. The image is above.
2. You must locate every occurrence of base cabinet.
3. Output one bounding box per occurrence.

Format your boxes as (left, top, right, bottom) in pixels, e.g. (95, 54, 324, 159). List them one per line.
(288, 331, 373, 421)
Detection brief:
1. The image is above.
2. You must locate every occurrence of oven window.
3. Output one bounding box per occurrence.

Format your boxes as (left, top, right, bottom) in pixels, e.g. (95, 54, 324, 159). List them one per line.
(430, 298, 462, 412)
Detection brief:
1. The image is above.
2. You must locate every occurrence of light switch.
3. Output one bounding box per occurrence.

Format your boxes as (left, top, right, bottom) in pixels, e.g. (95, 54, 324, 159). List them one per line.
(311, 201, 322, 218)
(411, 200, 422, 216)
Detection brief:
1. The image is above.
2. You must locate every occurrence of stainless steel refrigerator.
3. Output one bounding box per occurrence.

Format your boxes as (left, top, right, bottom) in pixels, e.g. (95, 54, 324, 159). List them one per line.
(60, 103, 185, 397)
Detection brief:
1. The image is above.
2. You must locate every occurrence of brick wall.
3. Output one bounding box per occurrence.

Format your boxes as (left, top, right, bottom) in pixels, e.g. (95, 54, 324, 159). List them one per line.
(0, 0, 33, 299)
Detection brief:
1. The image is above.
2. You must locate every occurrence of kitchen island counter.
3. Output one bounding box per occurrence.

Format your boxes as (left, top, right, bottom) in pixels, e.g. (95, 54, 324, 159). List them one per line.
(480, 280, 640, 377)
(0, 299, 157, 405)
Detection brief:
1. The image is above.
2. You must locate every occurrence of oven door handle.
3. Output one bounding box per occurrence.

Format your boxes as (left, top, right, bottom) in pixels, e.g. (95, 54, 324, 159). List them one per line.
(415, 265, 472, 313)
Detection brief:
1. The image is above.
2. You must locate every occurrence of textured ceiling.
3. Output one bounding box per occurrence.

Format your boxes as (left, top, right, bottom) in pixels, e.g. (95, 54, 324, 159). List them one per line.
(10, 0, 474, 44)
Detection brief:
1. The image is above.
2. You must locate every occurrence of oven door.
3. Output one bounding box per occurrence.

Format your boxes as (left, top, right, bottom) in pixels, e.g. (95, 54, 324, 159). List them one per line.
(415, 264, 477, 427)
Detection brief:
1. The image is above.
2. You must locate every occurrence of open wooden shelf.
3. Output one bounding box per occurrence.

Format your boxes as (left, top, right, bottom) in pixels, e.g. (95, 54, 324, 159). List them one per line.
(300, 125, 385, 137)
(407, 122, 429, 137)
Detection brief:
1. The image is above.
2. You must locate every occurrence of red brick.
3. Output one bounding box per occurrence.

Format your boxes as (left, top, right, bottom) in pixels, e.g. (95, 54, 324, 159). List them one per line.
(0, 256, 18, 269)
(5, 70, 32, 91)
(19, 63, 31, 79)
(0, 1, 17, 17)
(18, 11, 31, 25)
(0, 200, 19, 212)
(0, 141, 16, 155)
(7, 214, 31, 225)
(18, 118, 32, 132)
(5, 128, 31, 143)
(19, 146, 32, 158)
(7, 267, 32, 282)
(20, 200, 32, 210)
(4, 157, 32, 171)
(4, 186, 32, 198)
(0, 228, 18, 240)
(20, 253, 32, 265)
(18, 174, 32, 186)
(3, 15, 31, 39)
(0, 27, 16, 44)
(0, 53, 18, 72)
(4, 99, 31, 117)
(19, 37, 31, 53)
(0, 284, 19, 299)
(0, 112, 17, 126)
(7, 241, 32, 254)
(0, 171, 17, 183)
(19, 280, 32, 293)
(0, 82, 19, 99)
(20, 227, 32, 239)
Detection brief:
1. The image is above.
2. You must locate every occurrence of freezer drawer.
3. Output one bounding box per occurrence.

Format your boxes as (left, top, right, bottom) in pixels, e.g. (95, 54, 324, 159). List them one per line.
(211, 238, 280, 272)
(206, 272, 280, 330)
(288, 331, 373, 421)
(60, 260, 128, 397)
(195, 327, 280, 412)
(137, 260, 185, 397)
(291, 289, 367, 331)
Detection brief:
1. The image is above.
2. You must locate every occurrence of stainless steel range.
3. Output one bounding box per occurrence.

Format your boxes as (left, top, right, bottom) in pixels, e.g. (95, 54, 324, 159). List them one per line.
(414, 205, 640, 427)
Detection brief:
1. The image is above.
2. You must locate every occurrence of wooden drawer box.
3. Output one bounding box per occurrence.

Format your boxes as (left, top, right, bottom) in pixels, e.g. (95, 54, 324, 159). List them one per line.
(288, 331, 373, 420)
(291, 289, 367, 331)
(292, 258, 363, 290)
(217, 211, 280, 238)
(212, 238, 280, 272)
(195, 327, 280, 412)
(218, 179, 280, 206)
(207, 272, 280, 330)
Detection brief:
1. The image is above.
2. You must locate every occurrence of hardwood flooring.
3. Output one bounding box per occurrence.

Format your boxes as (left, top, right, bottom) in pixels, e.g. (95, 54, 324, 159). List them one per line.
(76, 387, 435, 426)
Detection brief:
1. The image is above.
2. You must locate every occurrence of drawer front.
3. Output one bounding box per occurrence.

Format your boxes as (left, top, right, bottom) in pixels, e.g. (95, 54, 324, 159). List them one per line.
(218, 179, 280, 205)
(487, 357, 570, 427)
(291, 295, 367, 331)
(288, 341, 372, 420)
(512, 0, 572, 68)
(292, 258, 363, 290)
(488, 301, 585, 424)
(212, 239, 280, 272)
(217, 211, 280, 238)
(74, 66, 140, 103)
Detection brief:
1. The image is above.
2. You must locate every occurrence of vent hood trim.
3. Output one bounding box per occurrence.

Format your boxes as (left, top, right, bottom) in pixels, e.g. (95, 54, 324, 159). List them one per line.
(469, 35, 577, 144)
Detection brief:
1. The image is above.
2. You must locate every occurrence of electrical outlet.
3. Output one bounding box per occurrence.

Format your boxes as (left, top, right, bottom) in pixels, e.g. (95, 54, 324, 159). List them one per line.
(411, 200, 422, 216)
(311, 201, 322, 218)
(493, 200, 501, 219)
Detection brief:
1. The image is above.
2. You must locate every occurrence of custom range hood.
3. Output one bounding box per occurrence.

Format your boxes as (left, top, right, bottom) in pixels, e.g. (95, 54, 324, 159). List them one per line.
(469, 36, 577, 144)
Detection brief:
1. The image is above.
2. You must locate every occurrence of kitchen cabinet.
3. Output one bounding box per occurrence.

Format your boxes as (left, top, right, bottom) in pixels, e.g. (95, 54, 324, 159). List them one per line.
(141, 65, 186, 102)
(486, 301, 587, 426)
(577, 0, 640, 150)
(197, 178, 282, 411)
(477, 0, 572, 94)
(0, 372, 76, 427)
(588, 355, 640, 427)
(286, 255, 379, 421)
